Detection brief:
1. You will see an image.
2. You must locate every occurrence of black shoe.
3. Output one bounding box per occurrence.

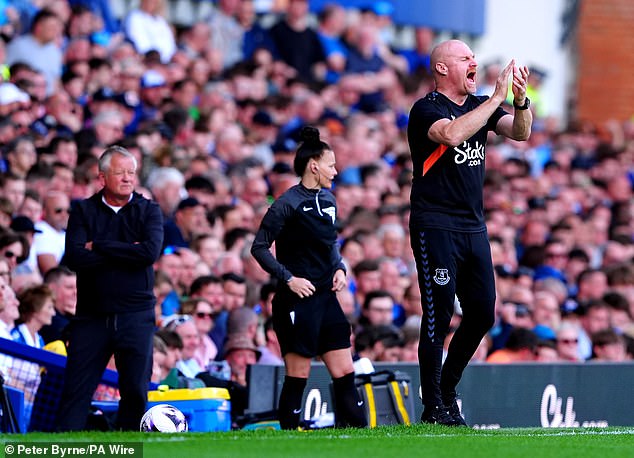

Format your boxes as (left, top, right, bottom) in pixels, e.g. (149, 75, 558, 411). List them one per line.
(421, 405, 455, 425)
(445, 400, 468, 427)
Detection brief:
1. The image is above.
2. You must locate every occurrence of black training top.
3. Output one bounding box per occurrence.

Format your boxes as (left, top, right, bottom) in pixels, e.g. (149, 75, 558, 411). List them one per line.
(251, 183, 345, 291)
(408, 91, 508, 232)
(64, 191, 164, 316)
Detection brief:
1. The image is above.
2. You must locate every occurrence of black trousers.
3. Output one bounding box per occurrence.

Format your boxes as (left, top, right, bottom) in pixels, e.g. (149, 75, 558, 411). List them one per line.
(410, 227, 496, 408)
(57, 308, 155, 431)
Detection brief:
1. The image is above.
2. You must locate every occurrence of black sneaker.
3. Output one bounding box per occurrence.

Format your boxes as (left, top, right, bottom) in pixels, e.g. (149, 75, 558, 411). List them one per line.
(445, 400, 468, 427)
(420, 405, 455, 426)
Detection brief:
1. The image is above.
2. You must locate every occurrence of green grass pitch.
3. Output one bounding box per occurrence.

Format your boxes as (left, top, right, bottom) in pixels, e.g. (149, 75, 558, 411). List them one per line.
(4, 425, 634, 458)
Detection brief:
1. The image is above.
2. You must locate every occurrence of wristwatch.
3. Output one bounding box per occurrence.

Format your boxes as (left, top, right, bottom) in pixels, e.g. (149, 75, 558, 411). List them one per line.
(513, 97, 530, 110)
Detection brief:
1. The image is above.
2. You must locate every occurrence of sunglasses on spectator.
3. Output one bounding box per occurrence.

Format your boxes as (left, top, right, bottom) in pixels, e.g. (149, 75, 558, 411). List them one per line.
(546, 252, 567, 258)
(195, 312, 214, 319)
(3, 251, 18, 259)
(557, 338, 578, 344)
(163, 314, 192, 330)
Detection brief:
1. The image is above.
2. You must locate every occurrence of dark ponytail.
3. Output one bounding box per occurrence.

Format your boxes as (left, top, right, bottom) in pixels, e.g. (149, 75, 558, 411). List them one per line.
(293, 126, 331, 176)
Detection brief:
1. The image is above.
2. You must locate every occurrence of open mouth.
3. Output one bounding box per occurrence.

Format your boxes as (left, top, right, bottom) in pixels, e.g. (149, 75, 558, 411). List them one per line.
(467, 71, 476, 84)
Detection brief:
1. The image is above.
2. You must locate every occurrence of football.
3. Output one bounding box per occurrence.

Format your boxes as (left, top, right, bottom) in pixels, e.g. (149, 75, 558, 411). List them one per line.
(140, 404, 188, 432)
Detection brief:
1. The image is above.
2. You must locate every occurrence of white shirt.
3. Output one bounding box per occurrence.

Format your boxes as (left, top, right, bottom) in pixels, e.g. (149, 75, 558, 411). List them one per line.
(0, 320, 14, 382)
(33, 220, 66, 265)
(176, 358, 204, 379)
(124, 9, 176, 63)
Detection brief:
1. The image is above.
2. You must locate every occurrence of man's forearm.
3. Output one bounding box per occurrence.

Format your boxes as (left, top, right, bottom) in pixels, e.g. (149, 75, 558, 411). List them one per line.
(511, 106, 532, 141)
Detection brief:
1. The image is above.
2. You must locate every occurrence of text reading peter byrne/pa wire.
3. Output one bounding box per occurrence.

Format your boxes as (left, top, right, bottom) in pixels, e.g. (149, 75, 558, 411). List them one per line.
(4, 442, 143, 458)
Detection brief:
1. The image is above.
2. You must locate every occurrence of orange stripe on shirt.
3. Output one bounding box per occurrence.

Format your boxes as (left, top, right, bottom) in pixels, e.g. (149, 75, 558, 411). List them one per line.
(422, 144, 449, 176)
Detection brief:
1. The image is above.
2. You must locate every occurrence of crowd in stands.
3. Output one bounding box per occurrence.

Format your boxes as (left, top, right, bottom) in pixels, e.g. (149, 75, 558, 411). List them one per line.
(0, 0, 633, 426)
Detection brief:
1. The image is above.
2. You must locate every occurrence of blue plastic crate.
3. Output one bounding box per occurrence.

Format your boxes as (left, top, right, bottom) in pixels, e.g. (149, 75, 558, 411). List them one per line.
(147, 387, 231, 432)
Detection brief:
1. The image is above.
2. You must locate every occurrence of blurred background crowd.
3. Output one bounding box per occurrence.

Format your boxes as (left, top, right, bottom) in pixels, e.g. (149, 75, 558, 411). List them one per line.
(0, 0, 633, 419)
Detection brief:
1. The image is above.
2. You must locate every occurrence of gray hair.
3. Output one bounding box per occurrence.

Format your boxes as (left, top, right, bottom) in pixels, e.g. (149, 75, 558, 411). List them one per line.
(145, 166, 185, 191)
(376, 223, 406, 240)
(98, 145, 137, 172)
(227, 306, 258, 335)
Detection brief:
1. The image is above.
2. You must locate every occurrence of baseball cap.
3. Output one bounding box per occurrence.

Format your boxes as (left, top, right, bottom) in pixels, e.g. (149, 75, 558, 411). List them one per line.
(92, 87, 117, 102)
(141, 70, 166, 89)
(271, 138, 297, 154)
(252, 110, 274, 127)
(0, 83, 30, 106)
(370, 1, 394, 16)
(10, 216, 42, 234)
(93, 88, 138, 110)
(271, 162, 293, 174)
(176, 197, 201, 211)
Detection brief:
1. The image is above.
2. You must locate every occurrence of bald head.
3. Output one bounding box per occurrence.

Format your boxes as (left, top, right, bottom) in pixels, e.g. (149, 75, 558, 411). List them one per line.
(430, 39, 473, 75)
(429, 39, 477, 98)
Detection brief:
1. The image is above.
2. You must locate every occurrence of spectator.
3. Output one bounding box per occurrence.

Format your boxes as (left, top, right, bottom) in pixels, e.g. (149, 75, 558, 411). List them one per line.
(397, 26, 434, 76)
(316, 3, 349, 84)
(238, 0, 275, 61)
(11, 283, 55, 346)
(590, 328, 629, 362)
(357, 289, 394, 332)
(180, 297, 218, 369)
(153, 268, 178, 324)
(146, 167, 186, 219)
(0, 173, 26, 215)
(371, 324, 404, 362)
(197, 332, 260, 424)
(226, 305, 258, 341)
(486, 327, 538, 363)
(0, 229, 26, 273)
(184, 175, 216, 211)
(16, 189, 42, 224)
(11, 215, 42, 275)
(123, 0, 176, 63)
(32, 191, 70, 275)
(603, 291, 632, 333)
(162, 197, 209, 249)
(531, 290, 561, 340)
(174, 247, 202, 297)
(207, 0, 244, 70)
(165, 314, 205, 378)
(190, 274, 225, 314)
(6, 9, 63, 95)
(192, 234, 224, 272)
(0, 262, 19, 379)
(576, 299, 612, 360)
(352, 259, 381, 311)
(535, 339, 560, 362)
(209, 272, 248, 350)
(574, 268, 608, 307)
(268, 0, 326, 83)
(177, 21, 211, 60)
(343, 23, 395, 113)
(555, 322, 583, 362)
(38, 265, 77, 344)
(135, 70, 168, 127)
(151, 334, 169, 383)
(10, 284, 56, 423)
(4, 135, 37, 179)
(153, 328, 184, 384)
(258, 316, 283, 364)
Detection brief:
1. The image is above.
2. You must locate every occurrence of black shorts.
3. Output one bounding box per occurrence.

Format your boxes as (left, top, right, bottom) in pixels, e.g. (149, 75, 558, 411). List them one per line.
(272, 287, 351, 358)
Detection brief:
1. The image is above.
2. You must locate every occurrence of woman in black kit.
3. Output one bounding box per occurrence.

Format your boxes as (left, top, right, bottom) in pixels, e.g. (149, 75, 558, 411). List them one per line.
(251, 126, 367, 430)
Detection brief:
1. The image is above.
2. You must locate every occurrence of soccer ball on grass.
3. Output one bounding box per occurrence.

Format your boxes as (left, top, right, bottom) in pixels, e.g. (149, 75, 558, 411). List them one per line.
(140, 404, 188, 432)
